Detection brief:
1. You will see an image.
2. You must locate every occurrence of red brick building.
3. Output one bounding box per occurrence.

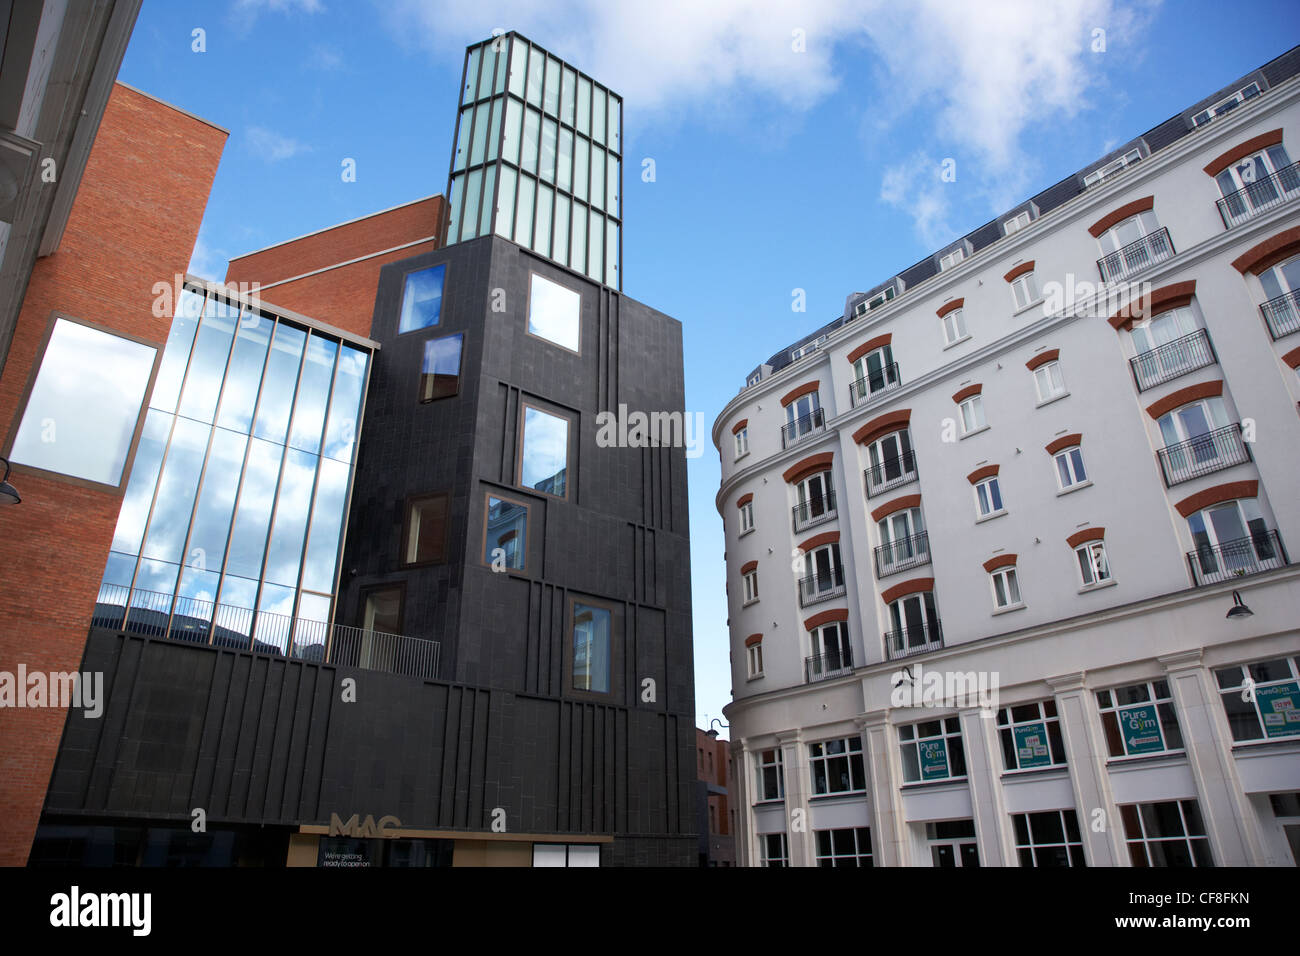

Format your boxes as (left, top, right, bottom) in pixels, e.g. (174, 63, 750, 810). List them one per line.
(697, 727, 734, 866)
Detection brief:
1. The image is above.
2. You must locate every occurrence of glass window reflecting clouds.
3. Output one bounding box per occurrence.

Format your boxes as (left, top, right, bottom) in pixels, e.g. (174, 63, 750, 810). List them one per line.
(572, 601, 611, 694)
(528, 273, 581, 352)
(484, 495, 528, 570)
(519, 404, 569, 498)
(420, 334, 463, 403)
(398, 264, 446, 334)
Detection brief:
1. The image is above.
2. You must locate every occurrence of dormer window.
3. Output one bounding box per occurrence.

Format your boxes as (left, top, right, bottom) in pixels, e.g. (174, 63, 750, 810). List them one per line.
(1192, 82, 1261, 127)
(1083, 147, 1143, 188)
(1003, 210, 1031, 234)
(939, 248, 965, 271)
(866, 286, 897, 310)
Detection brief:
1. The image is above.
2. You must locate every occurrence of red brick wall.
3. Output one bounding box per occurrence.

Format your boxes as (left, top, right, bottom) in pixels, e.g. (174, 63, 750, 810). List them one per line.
(224, 196, 444, 339)
(696, 729, 731, 837)
(0, 84, 226, 865)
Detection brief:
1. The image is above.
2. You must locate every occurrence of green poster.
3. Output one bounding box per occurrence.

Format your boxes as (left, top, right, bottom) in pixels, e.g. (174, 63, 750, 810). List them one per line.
(1257, 681, 1300, 739)
(1118, 703, 1164, 755)
(1013, 722, 1052, 768)
(918, 739, 948, 780)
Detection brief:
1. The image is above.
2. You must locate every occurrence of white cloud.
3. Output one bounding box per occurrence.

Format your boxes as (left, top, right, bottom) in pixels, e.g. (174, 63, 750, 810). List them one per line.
(188, 231, 227, 281)
(879, 154, 954, 250)
(247, 125, 313, 161)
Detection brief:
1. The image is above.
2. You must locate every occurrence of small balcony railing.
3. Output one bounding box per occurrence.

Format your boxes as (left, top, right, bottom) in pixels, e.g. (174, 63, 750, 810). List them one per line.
(805, 649, 854, 683)
(1186, 530, 1288, 586)
(782, 407, 826, 449)
(91, 583, 441, 680)
(1156, 424, 1250, 487)
(1129, 329, 1216, 392)
(864, 450, 918, 498)
(1260, 289, 1300, 340)
(1097, 227, 1174, 283)
(792, 492, 837, 533)
(798, 567, 846, 607)
(849, 363, 902, 407)
(883, 620, 944, 661)
(874, 531, 931, 578)
(1216, 161, 1300, 228)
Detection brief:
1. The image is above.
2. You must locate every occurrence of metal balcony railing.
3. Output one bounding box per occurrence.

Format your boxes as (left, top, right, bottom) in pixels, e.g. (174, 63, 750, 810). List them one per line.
(91, 583, 441, 680)
(864, 450, 918, 498)
(805, 649, 854, 683)
(792, 491, 837, 533)
(1097, 227, 1174, 282)
(1156, 424, 1251, 487)
(781, 407, 826, 449)
(1216, 161, 1300, 228)
(1129, 329, 1216, 392)
(1186, 530, 1287, 586)
(849, 363, 901, 407)
(883, 621, 944, 661)
(798, 566, 846, 607)
(874, 531, 931, 578)
(1260, 289, 1300, 341)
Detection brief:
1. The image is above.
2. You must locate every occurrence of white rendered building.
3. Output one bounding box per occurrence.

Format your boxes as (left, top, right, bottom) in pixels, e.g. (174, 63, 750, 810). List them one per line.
(714, 49, 1300, 867)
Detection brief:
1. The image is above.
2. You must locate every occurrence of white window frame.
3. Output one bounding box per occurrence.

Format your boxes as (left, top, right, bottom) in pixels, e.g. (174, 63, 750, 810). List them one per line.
(757, 748, 784, 801)
(1010, 271, 1038, 311)
(761, 832, 789, 867)
(795, 469, 835, 525)
(739, 500, 754, 534)
(1097, 210, 1160, 258)
(1120, 800, 1213, 867)
(733, 427, 749, 460)
(1012, 810, 1085, 867)
(1032, 361, 1066, 403)
(1053, 445, 1088, 491)
(939, 247, 965, 271)
(959, 395, 986, 434)
(941, 307, 968, 346)
(864, 429, 915, 494)
(808, 620, 852, 676)
(866, 287, 896, 310)
(990, 566, 1022, 610)
(851, 344, 898, 399)
(995, 700, 1067, 771)
(801, 542, 843, 598)
(808, 736, 867, 795)
(1192, 83, 1261, 127)
(899, 717, 966, 783)
(1083, 147, 1143, 187)
(813, 827, 873, 867)
(974, 476, 1004, 519)
(746, 641, 764, 679)
(1097, 679, 1184, 758)
(1075, 539, 1110, 587)
(1003, 210, 1031, 234)
(742, 568, 759, 605)
(1213, 655, 1300, 742)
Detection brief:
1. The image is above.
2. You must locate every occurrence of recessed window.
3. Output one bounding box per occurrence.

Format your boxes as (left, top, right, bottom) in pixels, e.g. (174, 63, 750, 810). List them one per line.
(402, 493, 449, 565)
(746, 641, 764, 678)
(757, 749, 784, 800)
(1213, 656, 1300, 742)
(527, 272, 581, 352)
(1120, 800, 1212, 866)
(399, 264, 446, 334)
(419, 333, 463, 402)
(990, 566, 1021, 609)
(1054, 446, 1088, 490)
(1075, 539, 1110, 587)
(814, 828, 873, 867)
(794, 469, 835, 529)
(360, 585, 403, 634)
(1097, 680, 1183, 758)
(742, 568, 759, 605)
(739, 500, 754, 534)
(1186, 497, 1279, 582)
(941, 308, 967, 346)
(483, 493, 529, 571)
(1013, 810, 1085, 866)
(809, 737, 866, 795)
(851, 345, 898, 403)
(734, 427, 749, 459)
(1010, 271, 1038, 310)
(518, 403, 570, 498)
(996, 700, 1067, 771)
(975, 476, 1003, 519)
(761, 833, 789, 867)
(899, 717, 966, 783)
(8, 317, 157, 486)
(1033, 361, 1066, 403)
(569, 599, 613, 695)
(959, 395, 986, 434)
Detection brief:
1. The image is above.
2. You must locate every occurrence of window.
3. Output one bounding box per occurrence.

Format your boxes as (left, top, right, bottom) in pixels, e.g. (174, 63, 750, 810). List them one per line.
(1013, 810, 1085, 866)
(1097, 680, 1184, 758)
(518, 404, 570, 498)
(1083, 147, 1142, 187)
(483, 494, 529, 571)
(941, 307, 967, 346)
(939, 247, 965, 271)
(899, 717, 965, 782)
(1010, 271, 1038, 310)
(402, 493, 449, 565)
(746, 641, 764, 679)
(996, 701, 1067, 771)
(1097, 211, 1159, 258)
(794, 469, 835, 528)
(1192, 82, 1260, 127)
(1032, 361, 1066, 403)
(990, 566, 1021, 609)
(419, 333, 463, 402)
(734, 427, 749, 459)
(1130, 305, 1197, 358)
(761, 833, 788, 867)
(927, 819, 979, 867)
(1214, 656, 1300, 742)
(568, 599, 613, 695)
(739, 500, 754, 534)
(1075, 539, 1110, 587)
(746, 370, 762, 387)
(814, 828, 873, 867)
(808, 620, 852, 679)
(1214, 145, 1300, 222)
(1258, 254, 1300, 339)
(877, 506, 926, 575)
(533, 843, 600, 867)
(757, 749, 784, 800)
(742, 568, 759, 605)
(1054, 445, 1088, 491)
(784, 390, 822, 445)
(1187, 497, 1279, 582)
(361, 585, 403, 634)
(799, 542, 843, 604)
(886, 590, 940, 654)
(526, 272, 581, 352)
(864, 429, 916, 496)
(866, 286, 896, 310)
(851, 345, 898, 402)
(959, 395, 986, 434)
(7, 317, 157, 486)
(975, 476, 1004, 519)
(791, 334, 827, 361)
(809, 737, 866, 795)
(1120, 801, 1212, 866)
(1004, 210, 1032, 233)
(398, 264, 446, 334)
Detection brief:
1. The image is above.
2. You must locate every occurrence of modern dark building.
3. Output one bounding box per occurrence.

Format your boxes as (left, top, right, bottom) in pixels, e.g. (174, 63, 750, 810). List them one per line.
(6, 32, 696, 867)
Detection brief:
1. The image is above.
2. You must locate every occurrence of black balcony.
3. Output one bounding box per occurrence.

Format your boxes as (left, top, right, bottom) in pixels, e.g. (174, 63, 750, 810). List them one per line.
(874, 531, 931, 578)
(883, 620, 943, 661)
(850, 363, 901, 407)
(1097, 226, 1174, 283)
(782, 407, 826, 449)
(1186, 530, 1288, 586)
(805, 649, 854, 683)
(1129, 329, 1216, 392)
(798, 566, 846, 607)
(1156, 425, 1251, 486)
(792, 491, 837, 533)
(1260, 289, 1300, 341)
(1216, 161, 1300, 229)
(864, 450, 918, 498)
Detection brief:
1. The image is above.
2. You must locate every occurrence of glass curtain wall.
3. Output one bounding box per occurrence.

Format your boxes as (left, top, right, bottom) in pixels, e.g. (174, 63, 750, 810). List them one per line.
(446, 34, 622, 290)
(94, 282, 372, 660)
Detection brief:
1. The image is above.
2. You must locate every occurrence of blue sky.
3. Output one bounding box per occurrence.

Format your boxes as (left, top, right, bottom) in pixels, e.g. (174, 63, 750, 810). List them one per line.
(119, 0, 1300, 731)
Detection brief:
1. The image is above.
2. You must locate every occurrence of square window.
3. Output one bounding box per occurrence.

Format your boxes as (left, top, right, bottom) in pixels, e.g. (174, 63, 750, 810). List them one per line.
(1033, 361, 1066, 402)
(7, 317, 157, 486)
(569, 598, 614, 696)
(402, 493, 449, 565)
(518, 403, 570, 498)
(419, 333, 463, 402)
(483, 493, 529, 572)
(960, 396, 986, 433)
(398, 264, 446, 334)
(527, 272, 581, 352)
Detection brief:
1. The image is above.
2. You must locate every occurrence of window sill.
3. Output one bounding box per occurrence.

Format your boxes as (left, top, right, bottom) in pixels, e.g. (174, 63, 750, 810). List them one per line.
(900, 776, 969, 790)
(746, 673, 764, 682)
(1230, 735, 1300, 752)
(734, 451, 750, 464)
(753, 798, 785, 807)
(1078, 578, 1117, 595)
(1000, 764, 1070, 780)
(809, 790, 868, 802)
(976, 508, 1008, 524)
(1035, 390, 1070, 408)
(1105, 750, 1187, 768)
(1013, 296, 1045, 318)
(960, 424, 990, 440)
(742, 597, 760, 608)
(942, 334, 972, 352)
(739, 527, 755, 538)
(1056, 480, 1092, 497)
(991, 601, 1026, 616)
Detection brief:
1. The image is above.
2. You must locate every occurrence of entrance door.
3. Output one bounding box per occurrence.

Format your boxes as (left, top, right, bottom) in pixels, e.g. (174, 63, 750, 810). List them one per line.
(926, 820, 979, 867)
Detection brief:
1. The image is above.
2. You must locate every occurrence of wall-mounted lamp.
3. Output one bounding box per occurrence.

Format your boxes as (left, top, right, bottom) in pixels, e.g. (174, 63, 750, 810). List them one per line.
(707, 717, 729, 738)
(0, 458, 21, 505)
(1225, 590, 1253, 620)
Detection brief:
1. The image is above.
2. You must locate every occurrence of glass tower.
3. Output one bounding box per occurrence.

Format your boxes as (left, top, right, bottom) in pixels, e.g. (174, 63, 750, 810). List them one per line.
(446, 32, 623, 289)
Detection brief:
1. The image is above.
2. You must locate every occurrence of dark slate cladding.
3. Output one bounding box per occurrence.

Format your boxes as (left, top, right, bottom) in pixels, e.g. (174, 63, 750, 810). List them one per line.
(1142, 115, 1190, 153)
(1029, 175, 1084, 217)
(766, 315, 844, 370)
(897, 259, 935, 289)
(966, 220, 1003, 253)
(1262, 47, 1300, 87)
